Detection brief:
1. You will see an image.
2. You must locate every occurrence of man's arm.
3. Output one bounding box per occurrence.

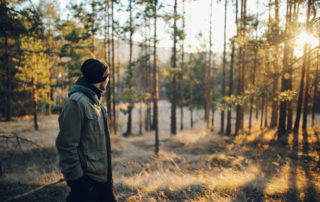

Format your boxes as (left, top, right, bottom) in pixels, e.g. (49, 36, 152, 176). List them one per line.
(56, 99, 84, 181)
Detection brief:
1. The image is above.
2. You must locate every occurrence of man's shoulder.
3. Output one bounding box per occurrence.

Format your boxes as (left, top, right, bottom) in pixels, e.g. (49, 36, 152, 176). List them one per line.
(69, 91, 91, 104)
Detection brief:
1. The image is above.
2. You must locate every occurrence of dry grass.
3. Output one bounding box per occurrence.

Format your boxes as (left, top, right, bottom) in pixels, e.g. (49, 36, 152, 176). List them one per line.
(1, 103, 320, 201)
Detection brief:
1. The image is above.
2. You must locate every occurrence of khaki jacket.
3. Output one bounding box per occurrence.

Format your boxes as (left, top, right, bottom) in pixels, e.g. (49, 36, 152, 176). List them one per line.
(56, 84, 111, 183)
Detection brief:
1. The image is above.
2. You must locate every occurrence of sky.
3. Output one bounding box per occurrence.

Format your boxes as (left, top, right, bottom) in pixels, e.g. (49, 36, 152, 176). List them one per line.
(32, 0, 289, 54)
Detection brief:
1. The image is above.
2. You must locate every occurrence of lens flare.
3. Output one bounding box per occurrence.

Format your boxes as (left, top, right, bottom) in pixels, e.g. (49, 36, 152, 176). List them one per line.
(294, 31, 319, 57)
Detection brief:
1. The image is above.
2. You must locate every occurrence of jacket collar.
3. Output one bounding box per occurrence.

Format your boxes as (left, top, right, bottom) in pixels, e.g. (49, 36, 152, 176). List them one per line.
(69, 77, 102, 105)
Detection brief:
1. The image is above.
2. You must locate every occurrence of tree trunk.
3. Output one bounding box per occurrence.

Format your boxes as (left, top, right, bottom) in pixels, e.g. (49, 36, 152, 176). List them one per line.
(278, 0, 292, 135)
(255, 98, 259, 121)
(235, 0, 246, 135)
(32, 54, 38, 131)
(270, 0, 280, 128)
(249, 45, 257, 130)
(146, 41, 151, 132)
(190, 80, 193, 128)
(260, 95, 264, 129)
(264, 93, 268, 128)
(116, 40, 120, 134)
(170, 0, 177, 135)
(189, 54, 194, 129)
(91, 0, 96, 56)
(139, 101, 142, 134)
(294, 45, 308, 131)
(287, 0, 299, 131)
(105, 1, 112, 133)
(226, 0, 238, 135)
(111, 0, 116, 134)
(180, 0, 185, 131)
(312, 50, 319, 127)
(153, 0, 159, 155)
(125, 0, 134, 136)
(226, 39, 235, 135)
(302, 0, 312, 130)
(220, 0, 227, 133)
(4, 31, 11, 121)
(302, 45, 311, 129)
(205, 0, 213, 128)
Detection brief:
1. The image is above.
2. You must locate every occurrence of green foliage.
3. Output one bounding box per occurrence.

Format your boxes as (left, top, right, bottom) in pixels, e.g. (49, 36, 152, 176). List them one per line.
(162, 52, 209, 108)
(161, 67, 182, 79)
(278, 90, 297, 102)
(15, 36, 53, 106)
(56, 19, 87, 83)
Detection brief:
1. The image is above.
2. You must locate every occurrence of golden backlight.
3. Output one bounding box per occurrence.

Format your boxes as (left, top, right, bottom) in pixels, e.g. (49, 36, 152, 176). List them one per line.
(294, 31, 319, 57)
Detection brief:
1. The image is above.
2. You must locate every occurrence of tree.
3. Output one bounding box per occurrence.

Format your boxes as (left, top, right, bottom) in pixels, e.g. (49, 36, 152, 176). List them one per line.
(220, 0, 227, 133)
(286, 0, 299, 131)
(207, 0, 213, 131)
(104, 0, 112, 133)
(312, 49, 319, 127)
(111, 0, 117, 134)
(278, 0, 293, 134)
(270, 0, 280, 128)
(15, 37, 52, 130)
(123, 0, 135, 136)
(226, 0, 239, 135)
(180, 0, 185, 131)
(302, 0, 314, 129)
(294, 0, 312, 132)
(153, 0, 159, 154)
(235, 0, 246, 135)
(205, 0, 213, 128)
(0, 2, 27, 120)
(171, 0, 178, 135)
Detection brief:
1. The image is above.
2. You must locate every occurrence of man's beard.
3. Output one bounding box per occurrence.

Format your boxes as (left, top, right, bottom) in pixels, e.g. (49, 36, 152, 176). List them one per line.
(99, 83, 106, 91)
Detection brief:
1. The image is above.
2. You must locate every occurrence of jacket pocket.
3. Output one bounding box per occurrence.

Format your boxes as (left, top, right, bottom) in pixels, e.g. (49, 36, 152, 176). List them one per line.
(84, 151, 108, 175)
(84, 107, 99, 133)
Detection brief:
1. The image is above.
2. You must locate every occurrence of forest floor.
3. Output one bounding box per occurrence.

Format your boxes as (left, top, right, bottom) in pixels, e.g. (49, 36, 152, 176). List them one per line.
(0, 101, 320, 201)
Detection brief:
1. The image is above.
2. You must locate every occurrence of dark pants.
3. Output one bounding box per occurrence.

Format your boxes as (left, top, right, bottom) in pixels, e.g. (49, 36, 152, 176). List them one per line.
(66, 176, 117, 202)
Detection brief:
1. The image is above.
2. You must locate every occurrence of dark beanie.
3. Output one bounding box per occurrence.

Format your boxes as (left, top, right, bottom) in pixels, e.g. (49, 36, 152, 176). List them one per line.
(81, 59, 109, 84)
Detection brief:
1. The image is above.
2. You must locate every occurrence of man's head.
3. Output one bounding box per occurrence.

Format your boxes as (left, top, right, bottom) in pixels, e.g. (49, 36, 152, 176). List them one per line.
(81, 58, 109, 91)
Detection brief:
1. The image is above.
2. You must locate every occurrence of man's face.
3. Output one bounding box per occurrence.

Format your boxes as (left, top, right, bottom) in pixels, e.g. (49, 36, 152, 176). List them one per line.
(99, 77, 109, 91)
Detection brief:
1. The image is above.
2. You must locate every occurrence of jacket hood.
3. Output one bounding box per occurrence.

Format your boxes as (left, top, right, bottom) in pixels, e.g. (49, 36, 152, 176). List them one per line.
(69, 77, 101, 104)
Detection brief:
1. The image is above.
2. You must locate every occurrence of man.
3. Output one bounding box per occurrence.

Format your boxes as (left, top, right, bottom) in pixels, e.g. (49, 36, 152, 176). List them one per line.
(56, 58, 117, 202)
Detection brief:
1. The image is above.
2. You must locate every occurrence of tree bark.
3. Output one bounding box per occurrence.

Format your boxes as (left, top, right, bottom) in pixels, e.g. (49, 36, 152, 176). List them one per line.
(32, 53, 38, 131)
(294, 45, 307, 131)
(111, 0, 116, 134)
(260, 95, 264, 129)
(4, 30, 11, 121)
(226, 0, 238, 135)
(278, 0, 292, 135)
(206, 0, 213, 128)
(180, 0, 185, 131)
(235, 0, 246, 135)
(226, 39, 235, 135)
(249, 49, 257, 131)
(302, 0, 313, 130)
(270, 0, 280, 128)
(220, 0, 227, 133)
(312, 50, 319, 127)
(125, 0, 134, 136)
(153, 0, 159, 155)
(105, 1, 112, 133)
(170, 0, 177, 135)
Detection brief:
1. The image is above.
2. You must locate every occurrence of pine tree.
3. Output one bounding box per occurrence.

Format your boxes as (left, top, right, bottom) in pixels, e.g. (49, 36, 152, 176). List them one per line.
(220, 0, 227, 133)
(15, 37, 52, 130)
(226, 0, 239, 135)
(171, 0, 178, 135)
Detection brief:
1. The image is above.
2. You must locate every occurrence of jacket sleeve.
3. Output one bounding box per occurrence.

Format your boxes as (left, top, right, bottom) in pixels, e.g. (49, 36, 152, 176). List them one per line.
(56, 99, 84, 181)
